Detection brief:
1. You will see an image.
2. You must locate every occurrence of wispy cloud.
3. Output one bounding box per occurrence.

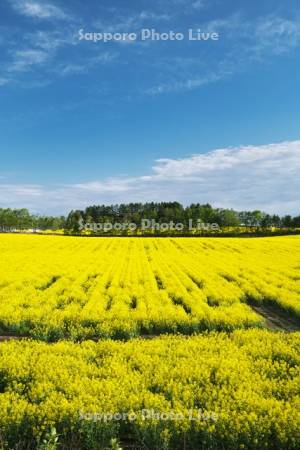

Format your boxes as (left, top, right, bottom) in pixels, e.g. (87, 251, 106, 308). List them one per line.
(253, 16, 300, 57)
(1, 141, 299, 215)
(7, 49, 49, 72)
(10, 0, 69, 20)
(0, 24, 118, 87)
(57, 52, 119, 76)
(0, 77, 10, 86)
(144, 14, 300, 95)
(2, 3, 300, 98)
(93, 10, 171, 36)
(25, 29, 76, 51)
(93, 0, 207, 29)
(90, 1, 209, 41)
(144, 73, 222, 95)
(0, 26, 73, 83)
(158, 0, 208, 16)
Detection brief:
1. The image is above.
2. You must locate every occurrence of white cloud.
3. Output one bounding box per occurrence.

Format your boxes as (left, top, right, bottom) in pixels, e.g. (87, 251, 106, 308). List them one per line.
(11, 0, 68, 20)
(0, 184, 43, 202)
(1, 141, 299, 215)
(152, 141, 300, 177)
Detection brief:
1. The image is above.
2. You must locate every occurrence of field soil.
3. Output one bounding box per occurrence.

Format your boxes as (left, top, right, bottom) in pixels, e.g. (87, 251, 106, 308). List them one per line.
(251, 304, 300, 332)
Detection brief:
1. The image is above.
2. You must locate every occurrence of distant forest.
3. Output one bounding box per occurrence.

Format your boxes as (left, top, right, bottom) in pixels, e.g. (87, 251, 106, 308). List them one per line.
(1, 202, 300, 232)
(0, 208, 65, 231)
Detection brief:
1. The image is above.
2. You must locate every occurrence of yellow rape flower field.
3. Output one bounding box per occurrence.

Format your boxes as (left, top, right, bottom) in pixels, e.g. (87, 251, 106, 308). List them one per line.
(0, 234, 300, 449)
(1, 234, 300, 339)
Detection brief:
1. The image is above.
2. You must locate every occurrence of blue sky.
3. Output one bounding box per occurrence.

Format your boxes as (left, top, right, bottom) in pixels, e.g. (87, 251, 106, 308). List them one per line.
(0, 0, 300, 214)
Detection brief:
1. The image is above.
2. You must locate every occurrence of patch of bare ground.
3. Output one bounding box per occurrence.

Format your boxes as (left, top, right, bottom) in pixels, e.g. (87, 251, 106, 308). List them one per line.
(0, 335, 24, 342)
(251, 304, 300, 332)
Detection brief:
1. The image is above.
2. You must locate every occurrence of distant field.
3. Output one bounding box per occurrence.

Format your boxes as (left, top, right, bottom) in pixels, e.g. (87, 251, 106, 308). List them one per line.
(0, 234, 300, 340)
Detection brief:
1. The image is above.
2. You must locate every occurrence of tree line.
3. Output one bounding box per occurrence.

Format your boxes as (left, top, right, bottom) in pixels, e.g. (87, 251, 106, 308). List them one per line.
(65, 202, 300, 232)
(1, 203, 300, 233)
(0, 208, 65, 231)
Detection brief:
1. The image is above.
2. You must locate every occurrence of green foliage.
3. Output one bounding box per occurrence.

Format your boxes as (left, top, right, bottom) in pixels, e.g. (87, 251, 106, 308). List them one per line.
(0, 208, 65, 231)
(106, 438, 122, 450)
(38, 428, 59, 450)
(65, 202, 300, 235)
(1, 203, 300, 235)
